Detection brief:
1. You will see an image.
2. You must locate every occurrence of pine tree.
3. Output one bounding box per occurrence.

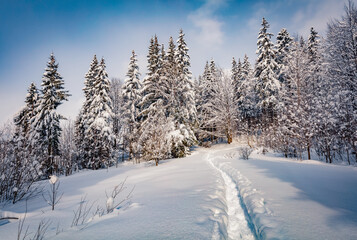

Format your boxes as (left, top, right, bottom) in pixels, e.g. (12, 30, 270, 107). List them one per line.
(86, 58, 114, 169)
(140, 35, 161, 116)
(171, 29, 197, 156)
(30, 53, 70, 177)
(276, 38, 310, 158)
(325, 1, 357, 163)
(198, 60, 218, 142)
(122, 50, 142, 162)
(75, 55, 98, 168)
(109, 77, 123, 162)
(231, 57, 242, 105)
(236, 55, 257, 138)
(276, 28, 293, 85)
(306, 28, 332, 161)
(254, 18, 280, 123)
(10, 83, 41, 202)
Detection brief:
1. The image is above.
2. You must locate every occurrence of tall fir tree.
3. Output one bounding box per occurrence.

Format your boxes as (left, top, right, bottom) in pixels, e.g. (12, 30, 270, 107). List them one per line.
(276, 28, 293, 85)
(325, 1, 357, 163)
(236, 55, 257, 137)
(140, 35, 161, 116)
(86, 58, 114, 169)
(30, 53, 70, 177)
(10, 83, 41, 202)
(254, 18, 280, 123)
(198, 59, 219, 142)
(232, 57, 242, 105)
(276, 38, 310, 158)
(171, 29, 197, 156)
(75, 55, 98, 168)
(122, 50, 142, 162)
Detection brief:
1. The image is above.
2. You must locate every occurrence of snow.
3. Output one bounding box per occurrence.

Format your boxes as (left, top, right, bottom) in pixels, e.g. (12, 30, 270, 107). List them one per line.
(209, 144, 357, 239)
(1, 143, 357, 239)
(49, 175, 58, 185)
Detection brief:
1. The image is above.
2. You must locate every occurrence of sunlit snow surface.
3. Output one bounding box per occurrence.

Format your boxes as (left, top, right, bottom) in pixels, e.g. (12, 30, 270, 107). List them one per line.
(1, 143, 357, 239)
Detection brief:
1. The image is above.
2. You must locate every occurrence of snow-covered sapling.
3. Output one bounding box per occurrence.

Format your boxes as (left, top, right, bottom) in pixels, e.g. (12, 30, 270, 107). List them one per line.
(105, 178, 134, 214)
(239, 147, 253, 160)
(43, 175, 63, 211)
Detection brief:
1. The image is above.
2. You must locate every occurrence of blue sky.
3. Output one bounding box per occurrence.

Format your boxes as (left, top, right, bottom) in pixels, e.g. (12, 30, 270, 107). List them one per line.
(0, 0, 351, 124)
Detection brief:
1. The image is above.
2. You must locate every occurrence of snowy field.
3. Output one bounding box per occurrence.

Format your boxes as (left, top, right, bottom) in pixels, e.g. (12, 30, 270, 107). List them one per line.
(1, 143, 357, 240)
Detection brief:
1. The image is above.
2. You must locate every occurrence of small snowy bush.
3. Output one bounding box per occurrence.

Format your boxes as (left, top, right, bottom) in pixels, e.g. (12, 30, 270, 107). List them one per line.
(105, 178, 134, 214)
(239, 147, 253, 160)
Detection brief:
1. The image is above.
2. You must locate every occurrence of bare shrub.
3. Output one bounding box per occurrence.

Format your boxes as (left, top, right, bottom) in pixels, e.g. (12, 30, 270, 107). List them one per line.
(239, 147, 253, 160)
(71, 196, 95, 227)
(43, 176, 63, 211)
(105, 178, 134, 214)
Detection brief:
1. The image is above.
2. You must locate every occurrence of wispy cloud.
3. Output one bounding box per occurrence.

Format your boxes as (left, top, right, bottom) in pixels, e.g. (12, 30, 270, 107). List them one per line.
(291, 0, 346, 37)
(188, 0, 226, 47)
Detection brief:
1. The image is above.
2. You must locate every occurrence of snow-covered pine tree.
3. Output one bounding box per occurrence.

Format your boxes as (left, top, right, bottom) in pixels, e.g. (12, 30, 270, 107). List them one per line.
(236, 55, 257, 139)
(14, 83, 39, 151)
(198, 60, 219, 142)
(122, 50, 142, 162)
(232, 57, 242, 105)
(325, 1, 357, 163)
(276, 37, 310, 158)
(30, 53, 70, 177)
(165, 37, 178, 118)
(158, 44, 171, 108)
(109, 78, 123, 163)
(86, 58, 114, 169)
(75, 55, 98, 168)
(307, 27, 334, 162)
(140, 36, 161, 117)
(138, 36, 167, 161)
(170, 29, 197, 156)
(276, 28, 293, 85)
(10, 83, 41, 202)
(254, 18, 280, 125)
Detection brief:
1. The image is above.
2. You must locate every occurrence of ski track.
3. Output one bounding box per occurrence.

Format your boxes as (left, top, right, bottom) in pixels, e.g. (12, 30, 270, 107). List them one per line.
(207, 153, 255, 240)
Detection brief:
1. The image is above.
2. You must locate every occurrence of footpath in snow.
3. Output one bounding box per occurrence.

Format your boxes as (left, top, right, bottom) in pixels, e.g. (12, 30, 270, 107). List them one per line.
(208, 143, 357, 240)
(1, 143, 357, 239)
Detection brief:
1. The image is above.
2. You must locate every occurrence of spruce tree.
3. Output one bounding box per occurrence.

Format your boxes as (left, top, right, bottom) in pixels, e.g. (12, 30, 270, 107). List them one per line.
(276, 28, 293, 85)
(276, 38, 310, 158)
(254, 18, 280, 123)
(199, 59, 218, 142)
(325, 1, 357, 163)
(86, 58, 114, 169)
(75, 55, 98, 168)
(30, 53, 70, 177)
(140, 35, 161, 116)
(10, 83, 41, 202)
(122, 50, 142, 162)
(171, 29, 197, 156)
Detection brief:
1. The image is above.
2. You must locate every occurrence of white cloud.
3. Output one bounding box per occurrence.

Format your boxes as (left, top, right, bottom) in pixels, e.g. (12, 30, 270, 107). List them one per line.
(188, 0, 226, 47)
(291, 0, 346, 37)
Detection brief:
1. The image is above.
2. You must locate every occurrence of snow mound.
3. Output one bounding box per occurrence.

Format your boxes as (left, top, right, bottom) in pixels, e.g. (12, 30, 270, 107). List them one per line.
(49, 175, 58, 184)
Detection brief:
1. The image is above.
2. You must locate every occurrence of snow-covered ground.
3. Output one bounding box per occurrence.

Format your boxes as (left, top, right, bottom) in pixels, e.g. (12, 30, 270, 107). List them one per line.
(1, 143, 357, 239)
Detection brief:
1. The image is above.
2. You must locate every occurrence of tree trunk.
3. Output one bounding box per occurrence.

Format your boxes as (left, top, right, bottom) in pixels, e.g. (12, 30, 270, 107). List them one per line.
(347, 148, 351, 165)
(307, 144, 311, 160)
(227, 130, 232, 144)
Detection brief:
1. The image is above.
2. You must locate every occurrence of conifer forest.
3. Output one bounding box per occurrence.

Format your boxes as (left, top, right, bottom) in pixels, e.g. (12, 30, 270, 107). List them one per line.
(1, 1, 357, 239)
